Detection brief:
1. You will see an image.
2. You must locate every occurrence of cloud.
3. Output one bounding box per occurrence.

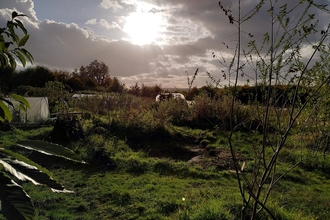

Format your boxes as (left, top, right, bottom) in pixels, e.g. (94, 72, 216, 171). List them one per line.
(99, 0, 123, 12)
(0, 0, 38, 22)
(0, 0, 329, 88)
(25, 19, 164, 77)
(86, 18, 121, 29)
(85, 18, 97, 25)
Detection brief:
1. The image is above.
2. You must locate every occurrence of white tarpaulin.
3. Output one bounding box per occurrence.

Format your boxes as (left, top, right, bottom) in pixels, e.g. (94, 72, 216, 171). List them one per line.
(155, 93, 185, 102)
(11, 97, 50, 125)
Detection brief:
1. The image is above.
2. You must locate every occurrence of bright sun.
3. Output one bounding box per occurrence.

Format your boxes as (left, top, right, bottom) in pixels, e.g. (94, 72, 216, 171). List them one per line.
(123, 7, 165, 45)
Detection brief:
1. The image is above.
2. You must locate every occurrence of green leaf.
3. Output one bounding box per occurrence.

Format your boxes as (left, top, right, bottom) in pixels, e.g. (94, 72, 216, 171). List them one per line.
(0, 53, 9, 68)
(20, 48, 33, 64)
(18, 34, 29, 47)
(0, 41, 4, 52)
(7, 23, 19, 43)
(0, 172, 35, 220)
(0, 100, 13, 122)
(8, 93, 30, 108)
(4, 41, 12, 49)
(5, 51, 16, 69)
(0, 151, 69, 192)
(11, 11, 18, 20)
(14, 19, 27, 35)
(14, 50, 26, 67)
(16, 140, 86, 164)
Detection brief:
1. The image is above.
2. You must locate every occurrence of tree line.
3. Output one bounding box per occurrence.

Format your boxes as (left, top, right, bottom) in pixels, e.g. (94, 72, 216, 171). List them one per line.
(0, 59, 176, 99)
(0, 60, 124, 93)
(0, 58, 317, 104)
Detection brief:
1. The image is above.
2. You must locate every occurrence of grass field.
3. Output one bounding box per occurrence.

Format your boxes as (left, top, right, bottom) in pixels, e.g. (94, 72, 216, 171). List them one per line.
(1, 94, 330, 219)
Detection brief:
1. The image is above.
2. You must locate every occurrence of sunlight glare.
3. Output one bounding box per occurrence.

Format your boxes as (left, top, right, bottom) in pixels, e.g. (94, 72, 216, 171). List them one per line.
(123, 5, 165, 45)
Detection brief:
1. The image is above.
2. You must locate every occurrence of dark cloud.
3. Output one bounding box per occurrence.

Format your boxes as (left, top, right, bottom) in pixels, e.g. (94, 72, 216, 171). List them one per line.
(0, 0, 329, 88)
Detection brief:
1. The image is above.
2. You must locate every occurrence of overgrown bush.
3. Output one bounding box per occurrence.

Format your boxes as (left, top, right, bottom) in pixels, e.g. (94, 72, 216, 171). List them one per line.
(189, 93, 254, 130)
(48, 114, 84, 144)
(153, 99, 191, 126)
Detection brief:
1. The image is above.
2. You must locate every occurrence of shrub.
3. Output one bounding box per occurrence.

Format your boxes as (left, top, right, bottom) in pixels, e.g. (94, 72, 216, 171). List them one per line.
(188, 93, 253, 130)
(154, 99, 191, 126)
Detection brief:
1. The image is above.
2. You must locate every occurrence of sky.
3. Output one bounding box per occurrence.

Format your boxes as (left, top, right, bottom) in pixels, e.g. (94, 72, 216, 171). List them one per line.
(1, 0, 329, 88)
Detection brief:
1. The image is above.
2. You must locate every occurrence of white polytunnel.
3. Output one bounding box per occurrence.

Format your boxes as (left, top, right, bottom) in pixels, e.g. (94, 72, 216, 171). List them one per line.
(10, 97, 50, 125)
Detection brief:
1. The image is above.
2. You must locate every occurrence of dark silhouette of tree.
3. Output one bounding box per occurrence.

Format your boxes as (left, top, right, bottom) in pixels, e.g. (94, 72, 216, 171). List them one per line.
(141, 84, 152, 97)
(199, 85, 216, 98)
(129, 82, 141, 96)
(78, 60, 111, 87)
(151, 84, 162, 97)
(53, 69, 70, 83)
(140, 84, 163, 98)
(0, 67, 15, 93)
(30, 66, 55, 87)
(109, 77, 125, 93)
(14, 66, 55, 88)
(186, 86, 199, 100)
(66, 77, 84, 91)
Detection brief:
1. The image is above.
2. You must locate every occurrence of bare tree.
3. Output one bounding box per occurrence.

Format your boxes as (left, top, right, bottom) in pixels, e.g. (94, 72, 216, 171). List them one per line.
(216, 0, 330, 218)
